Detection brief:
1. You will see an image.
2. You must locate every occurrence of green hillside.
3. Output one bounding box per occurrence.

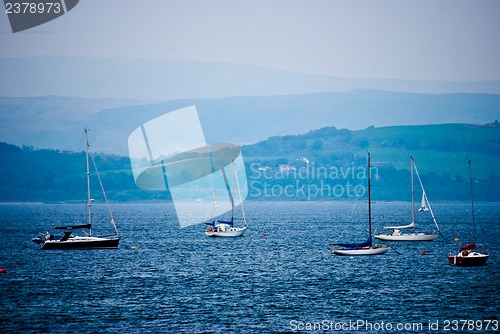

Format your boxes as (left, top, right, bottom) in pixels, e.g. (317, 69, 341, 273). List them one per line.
(243, 122, 500, 180)
(0, 143, 168, 202)
(1, 122, 499, 202)
(241, 122, 500, 201)
(354, 123, 499, 178)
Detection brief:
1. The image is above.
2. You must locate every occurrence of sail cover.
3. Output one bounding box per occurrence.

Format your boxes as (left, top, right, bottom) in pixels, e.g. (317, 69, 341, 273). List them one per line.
(460, 243, 476, 251)
(383, 222, 414, 229)
(217, 217, 234, 226)
(333, 237, 372, 249)
(55, 224, 92, 230)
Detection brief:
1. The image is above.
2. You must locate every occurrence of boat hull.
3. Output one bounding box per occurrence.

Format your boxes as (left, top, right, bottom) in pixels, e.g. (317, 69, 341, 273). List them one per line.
(41, 236, 120, 250)
(448, 252, 489, 266)
(331, 246, 390, 256)
(374, 233, 438, 241)
(206, 227, 247, 237)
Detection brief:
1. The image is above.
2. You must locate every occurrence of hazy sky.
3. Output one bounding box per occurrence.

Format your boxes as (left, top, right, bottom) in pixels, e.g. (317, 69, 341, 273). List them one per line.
(1, 0, 499, 81)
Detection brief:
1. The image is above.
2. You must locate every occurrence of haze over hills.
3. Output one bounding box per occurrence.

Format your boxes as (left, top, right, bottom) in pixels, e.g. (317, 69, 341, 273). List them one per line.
(1, 91, 499, 155)
(2, 56, 499, 156)
(0, 96, 155, 150)
(1, 56, 500, 101)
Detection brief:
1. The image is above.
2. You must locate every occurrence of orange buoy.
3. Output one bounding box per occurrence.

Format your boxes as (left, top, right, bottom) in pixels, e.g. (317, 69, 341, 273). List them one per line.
(0, 268, 6, 273)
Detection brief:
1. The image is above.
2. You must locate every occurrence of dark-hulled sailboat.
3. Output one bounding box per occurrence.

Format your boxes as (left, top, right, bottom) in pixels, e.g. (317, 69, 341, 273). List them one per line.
(448, 160, 488, 266)
(32, 129, 120, 249)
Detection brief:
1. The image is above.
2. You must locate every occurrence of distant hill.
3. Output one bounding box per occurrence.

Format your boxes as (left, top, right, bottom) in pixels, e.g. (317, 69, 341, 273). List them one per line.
(1, 91, 500, 155)
(1, 123, 499, 202)
(242, 122, 500, 181)
(242, 123, 500, 202)
(1, 56, 500, 100)
(0, 142, 164, 202)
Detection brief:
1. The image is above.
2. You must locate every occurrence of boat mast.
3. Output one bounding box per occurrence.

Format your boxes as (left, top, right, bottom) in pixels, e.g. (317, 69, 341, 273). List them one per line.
(411, 156, 415, 225)
(213, 190, 217, 217)
(468, 159, 475, 243)
(84, 128, 92, 236)
(368, 152, 372, 238)
(231, 160, 235, 221)
(234, 160, 248, 227)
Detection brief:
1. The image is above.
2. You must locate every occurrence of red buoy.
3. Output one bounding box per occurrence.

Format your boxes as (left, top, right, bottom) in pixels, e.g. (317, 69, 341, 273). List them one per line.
(420, 251, 426, 255)
(0, 268, 6, 273)
(262, 233, 267, 237)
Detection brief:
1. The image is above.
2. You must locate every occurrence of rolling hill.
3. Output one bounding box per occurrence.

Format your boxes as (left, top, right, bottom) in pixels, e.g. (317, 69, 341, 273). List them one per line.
(1, 122, 498, 202)
(1, 91, 500, 156)
(242, 122, 500, 179)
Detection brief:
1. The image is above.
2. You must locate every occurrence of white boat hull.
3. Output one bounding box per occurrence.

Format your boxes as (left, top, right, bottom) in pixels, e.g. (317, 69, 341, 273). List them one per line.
(374, 233, 438, 241)
(205, 226, 247, 237)
(331, 246, 390, 256)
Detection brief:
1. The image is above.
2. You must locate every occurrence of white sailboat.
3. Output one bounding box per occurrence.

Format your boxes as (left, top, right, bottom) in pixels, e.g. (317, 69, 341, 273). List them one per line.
(374, 157, 440, 242)
(32, 129, 120, 249)
(205, 161, 248, 237)
(330, 152, 390, 255)
(418, 192, 429, 212)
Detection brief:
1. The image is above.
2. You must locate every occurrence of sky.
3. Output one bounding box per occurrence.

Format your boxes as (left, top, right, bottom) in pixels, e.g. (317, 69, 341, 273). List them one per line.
(1, 0, 499, 81)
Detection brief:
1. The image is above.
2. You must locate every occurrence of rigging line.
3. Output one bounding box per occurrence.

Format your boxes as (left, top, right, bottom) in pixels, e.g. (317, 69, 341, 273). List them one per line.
(331, 162, 366, 245)
(88, 148, 119, 235)
(473, 208, 486, 246)
(345, 165, 365, 225)
(220, 167, 232, 212)
(438, 231, 450, 244)
(412, 160, 440, 232)
(234, 161, 247, 226)
(390, 245, 402, 255)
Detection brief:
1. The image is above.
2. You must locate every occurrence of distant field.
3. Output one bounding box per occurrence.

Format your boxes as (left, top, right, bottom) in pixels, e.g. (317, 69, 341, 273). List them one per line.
(352, 124, 500, 178)
(243, 123, 500, 179)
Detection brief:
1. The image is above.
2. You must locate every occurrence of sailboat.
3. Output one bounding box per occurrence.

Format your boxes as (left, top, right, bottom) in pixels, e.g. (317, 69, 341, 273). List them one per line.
(374, 157, 440, 241)
(32, 129, 120, 249)
(448, 160, 488, 266)
(330, 152, 390, 255)
(418, 192, 429, 211)
(205, 161, 248, 237)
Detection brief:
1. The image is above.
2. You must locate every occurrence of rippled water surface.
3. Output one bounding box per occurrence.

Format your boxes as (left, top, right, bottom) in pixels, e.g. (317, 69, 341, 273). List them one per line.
(1, 202, 499, 333)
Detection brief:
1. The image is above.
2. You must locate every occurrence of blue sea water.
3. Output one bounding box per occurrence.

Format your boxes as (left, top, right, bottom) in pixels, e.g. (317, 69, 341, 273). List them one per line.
(0, 201, 499, 333)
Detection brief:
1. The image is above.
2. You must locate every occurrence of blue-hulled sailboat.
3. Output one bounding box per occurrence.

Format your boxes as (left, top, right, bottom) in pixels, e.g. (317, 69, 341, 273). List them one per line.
(330, 152, 390, 256)
(205, 161, 247, 237)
